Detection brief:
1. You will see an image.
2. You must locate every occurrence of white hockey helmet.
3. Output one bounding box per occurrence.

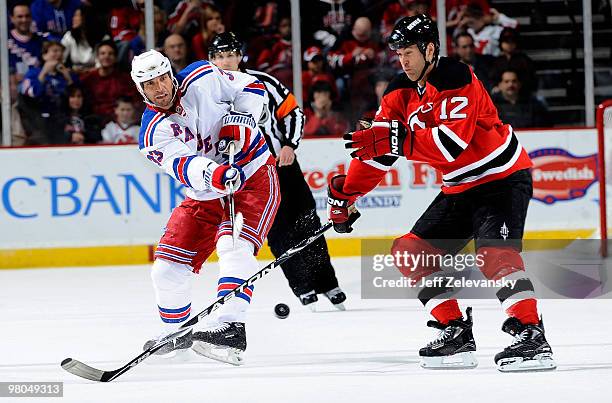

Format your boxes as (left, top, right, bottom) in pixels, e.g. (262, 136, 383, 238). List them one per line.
(130, 49, 178, 106)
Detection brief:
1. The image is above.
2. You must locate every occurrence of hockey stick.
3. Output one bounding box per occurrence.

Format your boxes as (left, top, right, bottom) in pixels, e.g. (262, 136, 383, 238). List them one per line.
(61, 221, 334, 382)
(226, 142, 244, 246)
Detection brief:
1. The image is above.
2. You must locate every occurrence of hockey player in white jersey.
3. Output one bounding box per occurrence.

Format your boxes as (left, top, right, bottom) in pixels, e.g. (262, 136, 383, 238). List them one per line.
(131, 50, 280, 365)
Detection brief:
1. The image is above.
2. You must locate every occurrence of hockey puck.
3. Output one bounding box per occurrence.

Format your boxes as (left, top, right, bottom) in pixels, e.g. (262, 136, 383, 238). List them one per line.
(274, 303, 290, 319)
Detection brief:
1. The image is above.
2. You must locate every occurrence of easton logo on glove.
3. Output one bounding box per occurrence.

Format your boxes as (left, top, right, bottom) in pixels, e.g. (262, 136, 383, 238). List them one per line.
(344, 119, 411, 160)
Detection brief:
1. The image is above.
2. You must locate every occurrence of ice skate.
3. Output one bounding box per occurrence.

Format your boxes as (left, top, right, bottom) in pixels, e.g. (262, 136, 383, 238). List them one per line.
(142, 328, 193, 361)
(191, 322, 246, 366)
(419, 307, 478, 370)
(324, 287, 346, 311)
(299, 290, 318, 312)
(495, 317, 556, 372)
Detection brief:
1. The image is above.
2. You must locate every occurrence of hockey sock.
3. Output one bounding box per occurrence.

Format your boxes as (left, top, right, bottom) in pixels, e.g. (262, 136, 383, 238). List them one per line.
(430, 299, 462, 324)
(150, 258, 194, 326)
(506, 298, 539, 325)
(215, 235, 259, 323)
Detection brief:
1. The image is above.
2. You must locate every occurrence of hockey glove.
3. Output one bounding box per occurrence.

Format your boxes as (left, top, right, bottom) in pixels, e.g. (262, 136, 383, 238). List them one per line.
(343, 119, 411, 160)
(209, 163, 246, 195)
(327, 175, 362, 233)
(218, 111, 257, 155)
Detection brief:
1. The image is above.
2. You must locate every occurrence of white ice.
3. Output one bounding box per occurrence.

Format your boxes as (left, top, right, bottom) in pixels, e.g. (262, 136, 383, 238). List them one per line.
(1, 257, 611, 402)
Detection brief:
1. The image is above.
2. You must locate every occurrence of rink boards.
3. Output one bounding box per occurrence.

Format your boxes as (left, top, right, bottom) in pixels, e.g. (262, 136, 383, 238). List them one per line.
(0, 128, 600, 268)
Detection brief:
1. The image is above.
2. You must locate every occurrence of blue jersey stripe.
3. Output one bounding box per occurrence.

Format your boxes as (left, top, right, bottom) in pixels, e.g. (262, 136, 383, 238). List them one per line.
(176, 61, 211, 82)
(182, 156, 195, 188)
(243, 88, 265, 96)
(138, 109, 159, 149)
(235, 132, 262, 161)
(181, 69, 213, 94)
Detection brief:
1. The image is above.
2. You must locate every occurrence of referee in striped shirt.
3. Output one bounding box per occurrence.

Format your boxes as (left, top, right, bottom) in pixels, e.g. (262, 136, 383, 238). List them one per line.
(208, 32, 346, 310)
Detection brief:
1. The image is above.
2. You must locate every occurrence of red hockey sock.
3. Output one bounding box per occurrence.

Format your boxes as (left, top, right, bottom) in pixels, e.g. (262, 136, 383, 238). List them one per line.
(506, 298, 539, 325)
(430, 299, 462, 324)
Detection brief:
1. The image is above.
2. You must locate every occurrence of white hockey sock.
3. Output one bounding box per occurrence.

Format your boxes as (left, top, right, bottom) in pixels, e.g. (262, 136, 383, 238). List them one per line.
(150, 258, 194, 329)
(215, 235, 258, 324)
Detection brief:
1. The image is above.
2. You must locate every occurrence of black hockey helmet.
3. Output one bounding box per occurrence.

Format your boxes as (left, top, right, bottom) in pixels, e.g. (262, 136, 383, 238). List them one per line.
(388, 14, 439, 59)
(208, 32, 243, 59)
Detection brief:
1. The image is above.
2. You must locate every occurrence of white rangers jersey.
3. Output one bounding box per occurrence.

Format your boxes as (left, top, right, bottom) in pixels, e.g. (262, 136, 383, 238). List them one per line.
(138, 60, 271, 201)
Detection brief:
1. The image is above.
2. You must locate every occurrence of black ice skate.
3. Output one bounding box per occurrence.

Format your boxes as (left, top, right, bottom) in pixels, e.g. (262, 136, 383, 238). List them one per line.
(191, 322, 246, 366)
(299, 290, 318, 312)
(495, 317, 556, 372)
(419, 307, 478, 370)
(324, 287, 346, 311)
(142, 329, 193, 359)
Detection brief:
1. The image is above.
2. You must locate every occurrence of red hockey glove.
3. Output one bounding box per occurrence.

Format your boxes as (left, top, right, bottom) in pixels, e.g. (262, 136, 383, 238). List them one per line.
(218, 111, 257, 155)
(343, 119, 411, 160)
(327, 175, 362, 233)
(210, 163, 246, 194)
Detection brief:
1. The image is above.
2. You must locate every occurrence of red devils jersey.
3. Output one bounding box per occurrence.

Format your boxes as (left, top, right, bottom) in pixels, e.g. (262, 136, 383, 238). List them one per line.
(344, 57, 532, 195)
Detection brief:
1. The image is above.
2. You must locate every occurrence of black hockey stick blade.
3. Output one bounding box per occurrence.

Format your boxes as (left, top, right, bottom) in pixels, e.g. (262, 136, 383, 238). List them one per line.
(61, 328, 192, 382)
(60, 222, 332, 382)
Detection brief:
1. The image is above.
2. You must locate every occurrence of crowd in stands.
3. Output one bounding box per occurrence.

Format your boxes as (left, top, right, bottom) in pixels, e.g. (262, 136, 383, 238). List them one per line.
(4, 0, 548, 146)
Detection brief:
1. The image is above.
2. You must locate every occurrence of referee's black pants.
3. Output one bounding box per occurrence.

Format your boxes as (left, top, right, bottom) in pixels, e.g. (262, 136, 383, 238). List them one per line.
(266, 157, 340, 297)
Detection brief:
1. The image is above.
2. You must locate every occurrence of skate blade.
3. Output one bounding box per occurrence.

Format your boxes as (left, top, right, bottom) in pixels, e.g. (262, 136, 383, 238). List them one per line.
(332, 303, 346, 311)
(191, 342, 244, 366)
(145, 348, 193, 364)
(306, 302, 318, 312)
(497, 353, 557, 372)
(420, 351, 478, 370)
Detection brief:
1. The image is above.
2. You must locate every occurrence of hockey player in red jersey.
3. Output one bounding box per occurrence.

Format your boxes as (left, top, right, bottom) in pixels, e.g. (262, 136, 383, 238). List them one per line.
(327, 15, 556, 372)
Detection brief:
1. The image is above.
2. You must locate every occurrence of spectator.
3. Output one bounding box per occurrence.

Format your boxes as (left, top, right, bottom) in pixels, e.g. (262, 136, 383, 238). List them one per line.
(490, 28, 537, 96)
(460, 5, 518, 56)
(380, 0, 430, 40)
(256, 16, 293, 87)
(61, 6, 100, 73)
(167, 0, 216, 36)
(62, 84, 102, 144)
(109, 0, 142, 43)
(453, 32, 495, 92)
(164, 34, 190, 73)
(430, 0, 490, 32)
(153, 6, 171, 49)
(81, 40, 139, 124)
(191, 5, 224, 60)
(328, 16, 380, 121)
(131, 6, 171, 58)
(302, 46, 338, 104)
(19, 40, 78, 144)
(9, 3, 44, 81)
(304, 81, 349, 136)
(491, 70, 550, 128)
(328, 17, 379, 72)
(359, 69, 395, 123)
(31, 0, 82, 37)
(101, 96, 140, 144)
(110, 0, 146, 67)
(302, 0, 365, 50)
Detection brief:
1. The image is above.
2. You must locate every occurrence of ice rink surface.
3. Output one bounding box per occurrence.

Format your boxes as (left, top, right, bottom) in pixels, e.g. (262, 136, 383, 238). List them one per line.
(1, 257, 611, 402)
